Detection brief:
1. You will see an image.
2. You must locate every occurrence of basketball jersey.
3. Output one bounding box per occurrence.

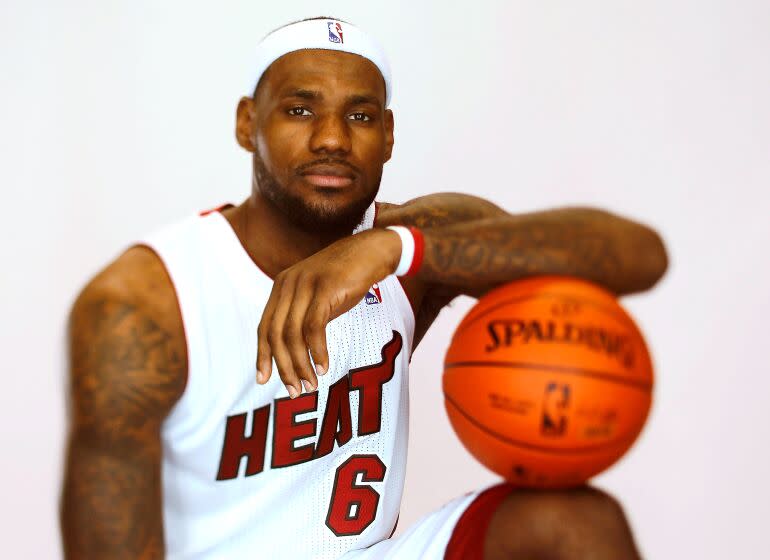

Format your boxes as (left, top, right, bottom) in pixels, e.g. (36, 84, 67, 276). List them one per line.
(141, 203, 415, 559)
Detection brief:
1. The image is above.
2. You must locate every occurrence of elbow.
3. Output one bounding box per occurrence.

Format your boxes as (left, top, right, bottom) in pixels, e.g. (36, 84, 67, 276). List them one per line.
(578, 207, 669, 293)
(641, 227, 669, 289)
(623, 224, 669, 294)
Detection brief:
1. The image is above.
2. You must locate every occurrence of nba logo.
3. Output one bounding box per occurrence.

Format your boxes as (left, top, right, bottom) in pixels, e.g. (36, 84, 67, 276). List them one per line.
(365, 283, 382, 305)
(328, 21, 344, 44)
(541, 382, 570, 437)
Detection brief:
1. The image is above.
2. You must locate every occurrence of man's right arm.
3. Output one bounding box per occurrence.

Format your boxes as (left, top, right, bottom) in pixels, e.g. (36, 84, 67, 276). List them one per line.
(61, 247, 187, 560)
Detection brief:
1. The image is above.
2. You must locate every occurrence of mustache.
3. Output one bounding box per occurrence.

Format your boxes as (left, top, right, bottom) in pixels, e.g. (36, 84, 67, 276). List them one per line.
(295, 158, 362, 176)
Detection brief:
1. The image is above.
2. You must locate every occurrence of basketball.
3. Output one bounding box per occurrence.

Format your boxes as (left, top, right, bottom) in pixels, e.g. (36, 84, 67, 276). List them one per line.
(443, 276, 654, 488)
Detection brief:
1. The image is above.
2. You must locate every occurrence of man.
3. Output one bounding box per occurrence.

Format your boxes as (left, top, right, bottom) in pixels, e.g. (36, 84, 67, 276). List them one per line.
(61, 16, 667, 560)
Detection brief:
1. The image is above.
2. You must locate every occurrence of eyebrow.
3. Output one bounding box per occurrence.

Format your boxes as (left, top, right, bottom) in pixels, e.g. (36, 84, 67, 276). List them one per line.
(347, 94, 381, 109)
(281, 88, 321, 100)
(280, 88, 382, 109)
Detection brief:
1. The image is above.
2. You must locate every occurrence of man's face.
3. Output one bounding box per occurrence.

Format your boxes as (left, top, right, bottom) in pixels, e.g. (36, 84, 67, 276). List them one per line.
(237, 49, 394, 234)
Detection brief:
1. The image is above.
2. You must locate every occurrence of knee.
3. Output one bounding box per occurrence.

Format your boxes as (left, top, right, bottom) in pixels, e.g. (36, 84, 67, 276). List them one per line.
(486, 486, 636, 560)
(497, 486, 628, 532)
(555, 486, 628, 526)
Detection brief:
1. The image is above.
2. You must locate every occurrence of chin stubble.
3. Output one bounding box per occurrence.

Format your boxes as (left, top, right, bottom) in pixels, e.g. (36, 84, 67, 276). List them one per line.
(252, 153, 379, 235)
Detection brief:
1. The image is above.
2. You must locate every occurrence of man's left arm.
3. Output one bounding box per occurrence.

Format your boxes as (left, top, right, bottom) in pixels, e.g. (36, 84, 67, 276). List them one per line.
(255, 193, 668, 396)
(377, 194, 668, 298)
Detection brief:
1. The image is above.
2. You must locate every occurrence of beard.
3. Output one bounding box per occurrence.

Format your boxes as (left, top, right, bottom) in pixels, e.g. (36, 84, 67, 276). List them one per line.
(253, 151, 380, 236)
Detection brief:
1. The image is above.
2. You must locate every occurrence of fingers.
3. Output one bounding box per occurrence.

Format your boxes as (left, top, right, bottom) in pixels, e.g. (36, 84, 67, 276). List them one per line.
(264, 274, 304, 397)
(304, 295, 330, 377)
(284, 276, 319, 394)
(256, 278, 282, 385)
(257, 271, 329, 399)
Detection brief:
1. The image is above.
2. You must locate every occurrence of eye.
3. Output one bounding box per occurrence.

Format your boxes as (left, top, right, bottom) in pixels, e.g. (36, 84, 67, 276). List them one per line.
(288, 107, 312, 117)
(348, 112, 371, 122)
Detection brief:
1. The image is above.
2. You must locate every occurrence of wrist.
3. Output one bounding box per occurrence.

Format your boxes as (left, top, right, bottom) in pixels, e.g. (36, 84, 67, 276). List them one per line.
(378, 228, 403, 276)
(385, 225, 425, 277)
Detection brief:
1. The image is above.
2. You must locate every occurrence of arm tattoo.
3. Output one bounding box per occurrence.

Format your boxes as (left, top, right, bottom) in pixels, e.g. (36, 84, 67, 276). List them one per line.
(376, 195, 509, 338)
(378, 197, 664, 326)
(377, 193, 507, 229)
(419, 210, 665, 296)
(62, 297, 185, 559)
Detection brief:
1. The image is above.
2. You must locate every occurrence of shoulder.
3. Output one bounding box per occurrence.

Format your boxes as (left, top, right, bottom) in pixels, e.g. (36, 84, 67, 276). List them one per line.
(71, 246, 184, 342)
(68, 246, 187, 425)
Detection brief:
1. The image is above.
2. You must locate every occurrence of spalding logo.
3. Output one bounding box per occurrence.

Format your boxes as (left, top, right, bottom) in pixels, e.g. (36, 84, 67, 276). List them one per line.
(485, 318, 636, 369)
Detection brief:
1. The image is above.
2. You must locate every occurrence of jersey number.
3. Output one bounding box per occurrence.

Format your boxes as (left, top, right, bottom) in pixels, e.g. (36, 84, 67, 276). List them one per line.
(325, 454, 387, 536)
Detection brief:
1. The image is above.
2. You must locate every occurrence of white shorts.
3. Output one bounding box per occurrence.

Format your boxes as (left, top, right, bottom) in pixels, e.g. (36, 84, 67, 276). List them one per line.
(341, 482, 511, 560)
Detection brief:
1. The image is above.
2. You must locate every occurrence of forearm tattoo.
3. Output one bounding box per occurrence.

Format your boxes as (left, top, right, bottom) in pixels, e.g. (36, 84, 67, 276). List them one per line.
(420, 210, 662, 295)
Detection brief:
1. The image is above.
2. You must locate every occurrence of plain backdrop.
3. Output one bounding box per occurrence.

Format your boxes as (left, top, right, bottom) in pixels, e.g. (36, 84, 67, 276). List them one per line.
(1, 0, 769, 557)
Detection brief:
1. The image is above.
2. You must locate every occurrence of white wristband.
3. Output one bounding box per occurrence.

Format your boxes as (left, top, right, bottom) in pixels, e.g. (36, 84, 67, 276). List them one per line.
(386, 226, 415, 276)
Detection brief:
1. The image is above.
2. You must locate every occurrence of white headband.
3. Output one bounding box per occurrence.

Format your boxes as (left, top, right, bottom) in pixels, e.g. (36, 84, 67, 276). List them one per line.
(249, 19, 392, 107)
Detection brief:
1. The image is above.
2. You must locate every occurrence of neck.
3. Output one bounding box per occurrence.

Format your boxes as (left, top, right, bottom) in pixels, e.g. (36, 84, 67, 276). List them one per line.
(223, 191, 358, 279)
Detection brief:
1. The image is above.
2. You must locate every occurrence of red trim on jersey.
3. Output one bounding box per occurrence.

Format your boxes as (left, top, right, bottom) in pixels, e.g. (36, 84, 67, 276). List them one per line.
(444, 483, 515, 560)
(388, 513, 400, 538)
(405, 226, 424, 276)
(199, 203, 235, 216)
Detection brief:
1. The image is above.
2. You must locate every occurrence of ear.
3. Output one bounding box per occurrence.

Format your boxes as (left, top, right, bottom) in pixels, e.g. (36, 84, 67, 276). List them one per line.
(384, 109, 395, 162)
(235, 97, 257, 152)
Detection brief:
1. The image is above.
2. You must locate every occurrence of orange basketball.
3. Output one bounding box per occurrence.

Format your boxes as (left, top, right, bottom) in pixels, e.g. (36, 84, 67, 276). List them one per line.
(443, 276, 654, 488)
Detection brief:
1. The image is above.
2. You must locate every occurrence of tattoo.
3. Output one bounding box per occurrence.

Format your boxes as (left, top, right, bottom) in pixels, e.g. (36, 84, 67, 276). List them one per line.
(419, 209, 660, 296)
(377, 193, 507, 229)
(381, 197, 663, 332)
(62, 296, 186, 559)
(378, 195, 510, 339)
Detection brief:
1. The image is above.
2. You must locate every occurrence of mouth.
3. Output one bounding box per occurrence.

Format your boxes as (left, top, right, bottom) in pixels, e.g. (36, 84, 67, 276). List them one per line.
(298, 164, 356, 188)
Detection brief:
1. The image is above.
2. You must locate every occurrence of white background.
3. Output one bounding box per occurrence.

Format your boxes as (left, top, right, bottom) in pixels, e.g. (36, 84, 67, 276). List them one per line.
(1, 0, 769, 557)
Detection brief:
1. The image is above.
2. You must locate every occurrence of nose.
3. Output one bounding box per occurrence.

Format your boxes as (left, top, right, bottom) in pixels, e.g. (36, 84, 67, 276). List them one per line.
(309, 113, 352, 155)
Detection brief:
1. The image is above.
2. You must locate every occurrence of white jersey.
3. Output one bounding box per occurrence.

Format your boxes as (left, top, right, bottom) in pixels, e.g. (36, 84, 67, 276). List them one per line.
(142, 203, 415, 559)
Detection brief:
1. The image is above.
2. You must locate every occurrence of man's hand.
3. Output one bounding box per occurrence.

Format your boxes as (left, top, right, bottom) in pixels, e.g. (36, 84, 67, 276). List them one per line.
(256, 228, 401, 397)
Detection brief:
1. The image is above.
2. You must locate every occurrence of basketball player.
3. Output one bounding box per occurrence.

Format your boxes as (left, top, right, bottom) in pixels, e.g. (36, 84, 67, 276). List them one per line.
(61, 17, 667, 560)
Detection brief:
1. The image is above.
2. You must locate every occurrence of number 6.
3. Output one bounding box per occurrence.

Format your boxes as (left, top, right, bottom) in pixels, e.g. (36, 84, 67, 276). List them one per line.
(326, 454, 387, 536)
